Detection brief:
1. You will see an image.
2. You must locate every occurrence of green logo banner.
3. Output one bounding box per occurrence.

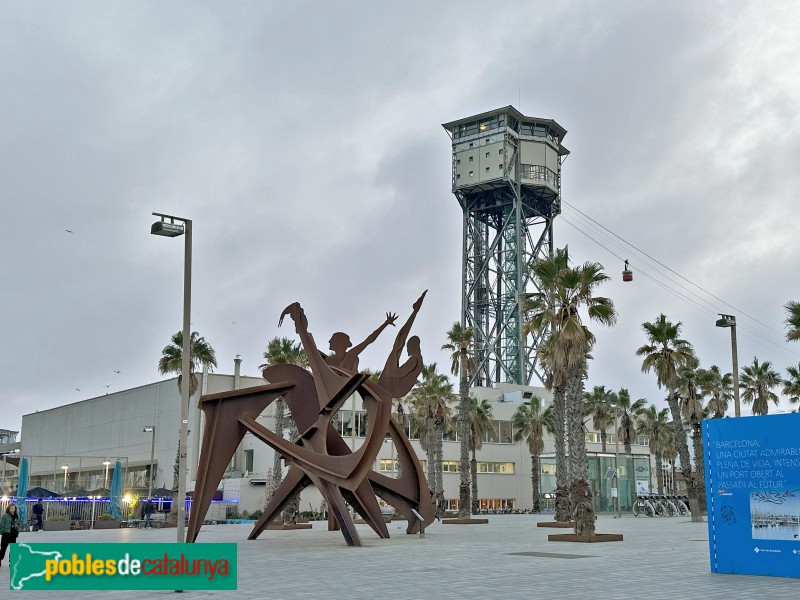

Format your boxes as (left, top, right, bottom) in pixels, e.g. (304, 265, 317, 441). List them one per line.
(9, 543, 237, 590)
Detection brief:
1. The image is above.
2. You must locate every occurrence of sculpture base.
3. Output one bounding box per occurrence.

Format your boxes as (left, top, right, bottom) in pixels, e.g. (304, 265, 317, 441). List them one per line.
(548, 533, 623, 543)
(441, 518, 489, 525)
(266, 523, 313, 530)
(537, 521, 575, 528)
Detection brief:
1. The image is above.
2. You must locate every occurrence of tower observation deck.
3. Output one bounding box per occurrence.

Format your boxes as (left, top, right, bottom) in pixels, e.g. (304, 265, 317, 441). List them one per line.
(442, 106, 569, 386)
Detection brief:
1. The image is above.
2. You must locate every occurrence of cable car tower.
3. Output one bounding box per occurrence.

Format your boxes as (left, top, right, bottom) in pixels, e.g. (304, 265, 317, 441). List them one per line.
(443, 106, 569, 386)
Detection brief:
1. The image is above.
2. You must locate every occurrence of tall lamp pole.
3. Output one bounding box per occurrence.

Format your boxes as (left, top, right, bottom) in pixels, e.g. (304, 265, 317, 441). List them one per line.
(151, 212, 192, 544)
(614, 401, 621, 518)
(715, 314, 741, 417)
(143, 426, 156, 500)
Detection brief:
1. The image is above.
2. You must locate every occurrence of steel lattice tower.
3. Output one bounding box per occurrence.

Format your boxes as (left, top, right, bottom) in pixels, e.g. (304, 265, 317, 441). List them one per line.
(442, 106, 569, 386)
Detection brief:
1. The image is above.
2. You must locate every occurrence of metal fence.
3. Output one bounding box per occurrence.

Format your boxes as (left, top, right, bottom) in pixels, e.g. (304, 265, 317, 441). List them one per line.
(0, 497, 238, 526)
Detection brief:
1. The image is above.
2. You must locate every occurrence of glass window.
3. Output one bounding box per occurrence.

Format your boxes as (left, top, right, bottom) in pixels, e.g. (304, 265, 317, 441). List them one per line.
(486, 421, 500, 443)
(356, 411, 367, 438)
(244, 450, 254, 473)
(499, 421, 513, 444)
(477, 462, 515, 474)
(379, 459, 398, 472)
(339, 410, 352, 437)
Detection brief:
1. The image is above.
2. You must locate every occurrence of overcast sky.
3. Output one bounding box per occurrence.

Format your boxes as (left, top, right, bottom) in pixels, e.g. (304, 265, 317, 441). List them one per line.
(2, 1, 800, 435)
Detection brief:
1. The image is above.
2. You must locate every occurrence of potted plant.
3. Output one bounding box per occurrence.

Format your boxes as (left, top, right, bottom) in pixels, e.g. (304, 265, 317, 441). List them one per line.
(94, 514, 121, 529)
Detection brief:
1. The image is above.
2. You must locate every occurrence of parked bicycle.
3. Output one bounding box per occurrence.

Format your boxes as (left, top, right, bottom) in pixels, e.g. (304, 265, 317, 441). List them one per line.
(632, 495, 656, 517)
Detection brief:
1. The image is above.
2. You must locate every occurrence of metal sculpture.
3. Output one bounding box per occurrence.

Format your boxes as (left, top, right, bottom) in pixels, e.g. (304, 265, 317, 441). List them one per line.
(187, 292, 434, 546)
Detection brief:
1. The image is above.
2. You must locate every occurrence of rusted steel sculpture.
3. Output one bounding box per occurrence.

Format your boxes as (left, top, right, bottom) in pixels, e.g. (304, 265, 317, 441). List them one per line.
(186, 292, 434, 546)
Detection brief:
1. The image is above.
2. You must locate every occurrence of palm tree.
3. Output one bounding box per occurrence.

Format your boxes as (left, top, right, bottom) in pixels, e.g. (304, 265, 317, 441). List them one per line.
(700, 365, 733, 419)
(636, 314, 703, 521)
(524, 248, 616, 531)
(635, 406, 671, 495)
(158, 331, 218, 398)
(783, 364, 800, 410)
(740, 357, 781, 415)
(614, 388, 646, 454)
(785, 301, 800, 342)
(260, 337, 308, 521)
(467, 396, 494, 514)
(512, 397, 553, 513)
(583, 385, 615, 453)
(158, 330, 217, 517)
(442, 322, 477, 519)
(408, 363, 455, 515)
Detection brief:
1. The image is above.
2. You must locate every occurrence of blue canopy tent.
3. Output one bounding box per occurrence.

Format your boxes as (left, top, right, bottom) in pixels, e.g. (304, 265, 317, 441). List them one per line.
(108, 460, 123, 519)
(16, 457, 29, 525)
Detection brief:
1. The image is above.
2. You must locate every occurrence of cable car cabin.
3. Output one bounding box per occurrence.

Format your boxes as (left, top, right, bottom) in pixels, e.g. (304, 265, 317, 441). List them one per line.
(622, 260, 633, 282)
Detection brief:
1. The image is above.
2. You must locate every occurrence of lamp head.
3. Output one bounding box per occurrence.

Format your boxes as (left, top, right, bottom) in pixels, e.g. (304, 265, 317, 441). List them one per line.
(150, 221, 184, 237)
(715, 314, 736, 328)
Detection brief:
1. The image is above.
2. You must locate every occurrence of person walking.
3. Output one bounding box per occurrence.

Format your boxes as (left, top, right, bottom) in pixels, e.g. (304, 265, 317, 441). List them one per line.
(32, 498, 45, 532)
(0, 504, 21, 567)
(141, 499, 155, 528)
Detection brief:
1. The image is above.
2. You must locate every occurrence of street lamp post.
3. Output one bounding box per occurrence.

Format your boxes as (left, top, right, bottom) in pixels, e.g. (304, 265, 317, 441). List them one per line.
(143, 426, 156, 500)
(151, 212, 192, 544)
(613, 402, 621, 518)
(715, 314, 741, 417)
(61, 465, 69, 491)
(103, 461, 111, 489)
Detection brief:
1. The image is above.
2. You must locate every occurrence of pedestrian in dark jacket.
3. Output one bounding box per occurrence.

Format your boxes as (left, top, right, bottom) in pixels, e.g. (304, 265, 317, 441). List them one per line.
(0, 504, 20, 567)
(141, 499, 155, 528)
(32, 498, 45, 532)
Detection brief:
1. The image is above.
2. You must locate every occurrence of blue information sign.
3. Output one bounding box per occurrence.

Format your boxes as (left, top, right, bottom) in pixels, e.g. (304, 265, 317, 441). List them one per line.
(705, 413, 800, 577)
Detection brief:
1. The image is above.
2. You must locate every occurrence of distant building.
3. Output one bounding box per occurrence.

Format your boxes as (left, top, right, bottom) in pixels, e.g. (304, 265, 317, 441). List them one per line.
(1, 429, 20, 496)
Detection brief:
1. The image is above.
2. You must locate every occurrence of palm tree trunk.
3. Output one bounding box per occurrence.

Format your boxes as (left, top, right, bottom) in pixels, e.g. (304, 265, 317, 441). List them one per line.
(425, 415, 436, 500)
(622, 413, 633, 455)
(281, 417, 301, 525)
(655, 451, 664, 495)
(567, 362, 594, 535)
(600, 429, 607, 454)
(435, 424, 445, 515)
(692, 426, 706, 511)
(567, 364, 588, 483)
(666, 391, 703, 522)
(470, 450, 479, 515)
(271, 398, 285, 502)
(531, 454, 541, 513)
(553, 384, 571, 522)
(457, 366, 471, 519)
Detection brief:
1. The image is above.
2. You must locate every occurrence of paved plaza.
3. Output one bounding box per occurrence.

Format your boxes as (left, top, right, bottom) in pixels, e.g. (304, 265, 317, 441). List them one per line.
(2, 514, 798, 599)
